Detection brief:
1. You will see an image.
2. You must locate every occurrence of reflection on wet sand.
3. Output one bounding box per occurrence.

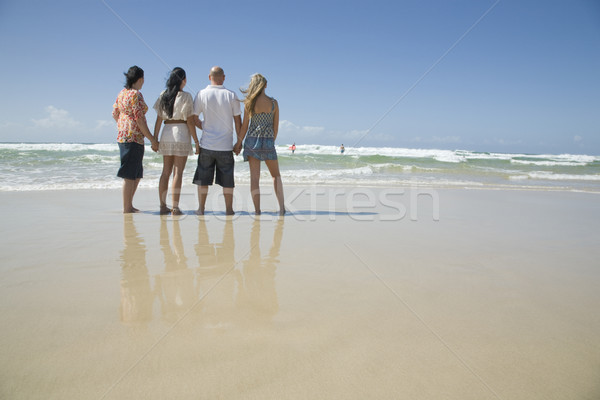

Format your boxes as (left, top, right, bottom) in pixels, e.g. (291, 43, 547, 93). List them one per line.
(156, 219, 196, 323)
(119, 216, 285, 331)
(195, 218, 237, 329)
(119, 215, 153, 327)
(237, 219, 283, 326)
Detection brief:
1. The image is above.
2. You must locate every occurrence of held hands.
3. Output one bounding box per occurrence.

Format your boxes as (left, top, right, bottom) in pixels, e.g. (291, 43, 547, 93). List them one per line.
(233, 142, 242, 156)
(151, 139, 159, 152)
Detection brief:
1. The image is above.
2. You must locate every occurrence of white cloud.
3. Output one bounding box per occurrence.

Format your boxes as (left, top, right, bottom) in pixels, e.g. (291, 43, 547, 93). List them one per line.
(278, 120, 393, 144)
(95, 120, 115, 131)
(279, 120, 325, 136)
(491, 138, 523, 146)
(411, 135, 461, 144)
(32, 106, 82, 130)
(0, 121, 23, 130)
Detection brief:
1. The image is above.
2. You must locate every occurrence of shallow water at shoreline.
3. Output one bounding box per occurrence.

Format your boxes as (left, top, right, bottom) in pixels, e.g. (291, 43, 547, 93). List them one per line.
(1, 143, 599, 192)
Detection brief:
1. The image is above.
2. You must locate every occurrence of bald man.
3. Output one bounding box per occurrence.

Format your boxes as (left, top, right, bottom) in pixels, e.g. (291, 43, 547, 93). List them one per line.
(192, 66, 242, 215)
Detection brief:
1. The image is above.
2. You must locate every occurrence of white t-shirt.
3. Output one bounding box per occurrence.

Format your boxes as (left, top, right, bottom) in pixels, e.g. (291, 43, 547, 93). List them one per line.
(153, 91, 194, 121)
(193, 85, 241, 151)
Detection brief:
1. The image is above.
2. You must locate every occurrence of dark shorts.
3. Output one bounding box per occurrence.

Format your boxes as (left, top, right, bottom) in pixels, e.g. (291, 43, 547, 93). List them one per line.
(117, 142, 144, 180)
(193, 148, 235, 188)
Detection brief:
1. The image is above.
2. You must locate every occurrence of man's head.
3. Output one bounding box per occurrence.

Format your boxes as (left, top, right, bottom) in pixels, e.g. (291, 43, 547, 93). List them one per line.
(209, 66, 225, 85)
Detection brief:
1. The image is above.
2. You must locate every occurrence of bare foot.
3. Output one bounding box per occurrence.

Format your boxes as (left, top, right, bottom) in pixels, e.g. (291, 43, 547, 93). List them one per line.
(159, 205, 171, 215)
(123, 208, 138, 214)
(279, 209, 286, 216)
(195, 208, 205, 216)
(225, 209, 235, 216)
(171, 207, 183, 216)
(255, 210, 262, 216)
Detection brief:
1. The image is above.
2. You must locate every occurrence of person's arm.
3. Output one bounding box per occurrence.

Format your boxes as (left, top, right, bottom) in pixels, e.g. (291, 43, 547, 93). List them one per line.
(192, 93, 203, 130)
(234, 112, 249, 155)
(132, 92, 159, 151)
(154, 116, 163, 142)
(187, 118, 200, 154)
(273, 100, 279, 140)
(137, 114, 159, 152)
(234, 114, 242, 136)
(193, 114, 203, 130)
(233, 96, 242, 136)
(112, 103, 120, 122)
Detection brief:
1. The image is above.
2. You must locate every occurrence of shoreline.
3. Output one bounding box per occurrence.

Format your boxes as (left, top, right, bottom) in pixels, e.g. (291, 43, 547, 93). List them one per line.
(2, 142, 599, 193)
(3, 178, 600, 195)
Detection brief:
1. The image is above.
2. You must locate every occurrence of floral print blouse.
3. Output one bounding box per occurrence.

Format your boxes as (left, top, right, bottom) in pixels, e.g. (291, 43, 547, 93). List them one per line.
(112, 88, 148, 145)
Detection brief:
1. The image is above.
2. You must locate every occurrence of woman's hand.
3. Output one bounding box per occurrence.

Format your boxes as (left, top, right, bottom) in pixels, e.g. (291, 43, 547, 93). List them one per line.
(233, 142, 242, 155)
(151, 139, 159, 152)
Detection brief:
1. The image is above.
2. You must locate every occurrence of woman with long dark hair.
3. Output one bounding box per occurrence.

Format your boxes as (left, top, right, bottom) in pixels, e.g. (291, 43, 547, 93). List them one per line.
(112, 65, 159, 213)
(153, 67, 199, 215)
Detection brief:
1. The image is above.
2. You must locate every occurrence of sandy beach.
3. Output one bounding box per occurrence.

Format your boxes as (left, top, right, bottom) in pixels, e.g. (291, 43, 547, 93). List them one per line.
(1, 185, 599, 399)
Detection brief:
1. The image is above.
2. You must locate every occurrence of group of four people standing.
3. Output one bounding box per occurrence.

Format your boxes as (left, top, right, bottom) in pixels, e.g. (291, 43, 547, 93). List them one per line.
(112, 65, 285, 216)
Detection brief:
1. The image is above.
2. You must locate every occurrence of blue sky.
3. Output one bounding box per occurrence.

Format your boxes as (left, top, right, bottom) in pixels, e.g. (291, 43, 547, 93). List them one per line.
(0, 0, 598, 154)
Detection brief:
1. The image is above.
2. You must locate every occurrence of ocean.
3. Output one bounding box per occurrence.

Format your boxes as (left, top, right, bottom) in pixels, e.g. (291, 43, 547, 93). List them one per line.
(1, 143, 599, 193)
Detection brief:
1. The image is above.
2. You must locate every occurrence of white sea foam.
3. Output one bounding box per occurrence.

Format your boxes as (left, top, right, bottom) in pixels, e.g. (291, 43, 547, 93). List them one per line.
(510, 172, 600, 181)
(528, 172, 600, 181)
(510, 159, 587, 167)
(1, 143, 599, 192)
(507, 175, 529, 181)
(279, 144, 467, 162)
(0, 143, 118, 152)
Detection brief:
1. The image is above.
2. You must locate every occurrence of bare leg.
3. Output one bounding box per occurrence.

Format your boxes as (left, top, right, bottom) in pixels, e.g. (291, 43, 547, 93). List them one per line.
(265, 159, 285, 215)
(223, 187, 234, 215)
(159, 155, 174, 214)
(196, 185, 208, 215)
(132, 178, 141, 212)
(171, 156, 188, 214)
(248, 156, 261, 215)
(122, 178, 140, 213)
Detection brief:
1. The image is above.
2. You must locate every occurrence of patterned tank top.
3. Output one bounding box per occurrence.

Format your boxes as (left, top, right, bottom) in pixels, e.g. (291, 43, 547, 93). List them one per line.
(246, 99, 275, 138)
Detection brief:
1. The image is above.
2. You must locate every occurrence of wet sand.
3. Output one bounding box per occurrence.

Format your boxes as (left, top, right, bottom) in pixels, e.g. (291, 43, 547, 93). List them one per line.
(1, 186, 599, 399)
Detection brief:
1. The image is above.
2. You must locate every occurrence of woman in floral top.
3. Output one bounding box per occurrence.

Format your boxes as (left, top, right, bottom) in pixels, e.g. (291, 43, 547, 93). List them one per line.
(112, 66, 159, 213)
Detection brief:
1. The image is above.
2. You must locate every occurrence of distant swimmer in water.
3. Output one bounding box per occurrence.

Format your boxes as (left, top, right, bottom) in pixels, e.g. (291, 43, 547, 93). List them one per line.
(340, 144, 345, 154)
(290, 143, 296, 154)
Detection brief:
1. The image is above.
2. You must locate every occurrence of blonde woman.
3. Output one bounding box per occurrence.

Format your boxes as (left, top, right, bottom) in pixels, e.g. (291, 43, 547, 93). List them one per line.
(234, 74, 284, 215)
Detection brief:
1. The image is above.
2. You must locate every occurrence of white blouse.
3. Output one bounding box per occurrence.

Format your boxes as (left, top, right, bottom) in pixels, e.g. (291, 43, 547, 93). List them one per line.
(153, 91, 194, 121)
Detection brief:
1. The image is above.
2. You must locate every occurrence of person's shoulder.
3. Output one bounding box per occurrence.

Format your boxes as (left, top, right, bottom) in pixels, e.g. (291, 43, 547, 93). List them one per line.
(179, 90, 193, 100)
(221, 86, 237, 95)
(126, 88, 143, 101)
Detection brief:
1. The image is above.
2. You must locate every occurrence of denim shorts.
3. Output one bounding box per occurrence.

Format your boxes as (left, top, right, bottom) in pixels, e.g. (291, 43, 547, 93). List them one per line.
(193, 148, 235, 188)
(117, 142, 144, 180)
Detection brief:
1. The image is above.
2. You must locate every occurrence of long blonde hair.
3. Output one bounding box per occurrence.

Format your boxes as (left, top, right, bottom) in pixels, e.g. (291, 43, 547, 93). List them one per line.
(241, 73, 267, 117)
